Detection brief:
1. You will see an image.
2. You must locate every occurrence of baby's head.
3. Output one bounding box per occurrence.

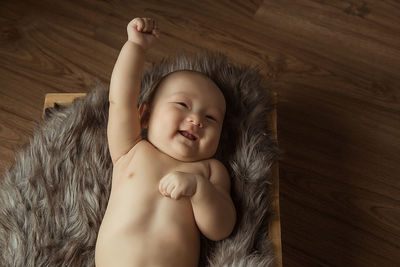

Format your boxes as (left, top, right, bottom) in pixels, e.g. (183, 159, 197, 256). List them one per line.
(139, 70, 226, 162)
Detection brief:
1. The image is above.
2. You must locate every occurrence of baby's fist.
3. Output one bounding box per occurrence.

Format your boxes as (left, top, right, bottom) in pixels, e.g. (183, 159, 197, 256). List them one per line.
(127, 18, 160, 50)
(159, 171, 198, 200)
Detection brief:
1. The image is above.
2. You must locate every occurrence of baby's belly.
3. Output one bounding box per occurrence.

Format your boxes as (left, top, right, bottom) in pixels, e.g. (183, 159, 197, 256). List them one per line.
(95, 177, 200, 267)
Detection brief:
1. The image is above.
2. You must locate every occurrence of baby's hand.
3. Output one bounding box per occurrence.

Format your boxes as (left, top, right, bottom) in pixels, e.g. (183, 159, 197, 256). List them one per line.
(127, 18, 160, 50)
(159, 171, 199, 200)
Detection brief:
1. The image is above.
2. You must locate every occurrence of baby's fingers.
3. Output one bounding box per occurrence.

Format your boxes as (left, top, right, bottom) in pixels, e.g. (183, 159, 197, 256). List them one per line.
(170, 188, 182, 200)
(159, 174, 173, 197)
(158, 179, 168, 196)
(133, 18, 155, 33)
(131, 18, 144, 32)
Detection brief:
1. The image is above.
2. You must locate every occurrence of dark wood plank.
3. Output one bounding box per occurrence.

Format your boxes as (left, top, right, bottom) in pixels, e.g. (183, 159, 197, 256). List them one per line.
(252, 0, 400, 266)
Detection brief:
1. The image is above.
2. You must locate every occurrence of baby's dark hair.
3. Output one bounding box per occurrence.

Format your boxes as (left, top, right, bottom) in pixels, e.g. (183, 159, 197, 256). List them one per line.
(138, 51, 274, 162)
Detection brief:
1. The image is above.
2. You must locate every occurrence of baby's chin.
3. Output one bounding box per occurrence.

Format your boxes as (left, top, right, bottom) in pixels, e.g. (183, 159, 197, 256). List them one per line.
(165, 149, 212, 162)
(150, 141, 214, 162)
(173, 154, 210, 162)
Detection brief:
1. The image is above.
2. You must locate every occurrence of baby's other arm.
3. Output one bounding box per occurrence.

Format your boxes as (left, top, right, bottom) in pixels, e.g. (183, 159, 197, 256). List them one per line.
(108, 18, 159, 164)
(191, 159, 236, 241)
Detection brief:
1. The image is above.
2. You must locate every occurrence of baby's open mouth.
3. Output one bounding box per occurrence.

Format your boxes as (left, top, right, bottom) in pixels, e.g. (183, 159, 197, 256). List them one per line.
(179, 131, 198, 141)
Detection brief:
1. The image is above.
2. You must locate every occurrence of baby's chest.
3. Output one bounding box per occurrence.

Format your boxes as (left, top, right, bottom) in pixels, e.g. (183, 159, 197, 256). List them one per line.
(117, 142, 210, 185)
(133, 153, 209, 183)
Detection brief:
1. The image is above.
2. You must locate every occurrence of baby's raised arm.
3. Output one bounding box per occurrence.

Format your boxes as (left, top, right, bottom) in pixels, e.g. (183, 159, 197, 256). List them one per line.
(108, 18, 159, 164)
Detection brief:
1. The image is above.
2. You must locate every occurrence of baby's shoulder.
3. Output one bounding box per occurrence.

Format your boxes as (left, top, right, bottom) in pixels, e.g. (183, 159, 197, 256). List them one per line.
(205, 158, 229, 177)
(116, 140, 152, 164)
(132, 139, 151, 150)
(206, 158, 225, 169)
(130, 139, 157, 158)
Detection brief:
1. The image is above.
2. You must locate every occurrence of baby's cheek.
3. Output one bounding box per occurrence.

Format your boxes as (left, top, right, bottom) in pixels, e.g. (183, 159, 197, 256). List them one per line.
(157, 110, 176, 129)
(206, 129, 221, 151)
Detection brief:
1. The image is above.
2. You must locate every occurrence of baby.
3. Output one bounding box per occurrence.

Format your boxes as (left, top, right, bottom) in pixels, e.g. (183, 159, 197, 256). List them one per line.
(95, 18, 236, 267)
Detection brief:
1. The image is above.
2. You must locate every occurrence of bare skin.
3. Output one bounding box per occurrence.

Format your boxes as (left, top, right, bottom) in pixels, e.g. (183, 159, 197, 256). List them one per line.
(95, 18, 236, 267)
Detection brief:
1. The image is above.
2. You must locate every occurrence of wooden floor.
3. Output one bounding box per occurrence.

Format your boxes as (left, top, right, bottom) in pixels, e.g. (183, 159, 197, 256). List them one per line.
(1, 0, 399, 266)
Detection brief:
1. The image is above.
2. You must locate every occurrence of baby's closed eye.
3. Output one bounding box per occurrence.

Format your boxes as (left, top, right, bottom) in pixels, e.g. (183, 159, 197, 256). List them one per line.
(206, 115, 217, 122)
(177, 102, 188, 108)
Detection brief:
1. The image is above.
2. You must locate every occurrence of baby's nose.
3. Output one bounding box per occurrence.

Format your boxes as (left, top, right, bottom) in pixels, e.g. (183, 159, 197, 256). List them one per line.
(187, 115, 203, 128)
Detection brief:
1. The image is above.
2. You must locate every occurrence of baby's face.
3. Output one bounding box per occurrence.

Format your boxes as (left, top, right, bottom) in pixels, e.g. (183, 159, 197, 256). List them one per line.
(146, 71, 226, 162)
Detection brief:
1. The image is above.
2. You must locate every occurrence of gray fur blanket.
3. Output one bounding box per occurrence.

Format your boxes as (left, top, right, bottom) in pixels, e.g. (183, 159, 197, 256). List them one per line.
(0, 52, 278, 266)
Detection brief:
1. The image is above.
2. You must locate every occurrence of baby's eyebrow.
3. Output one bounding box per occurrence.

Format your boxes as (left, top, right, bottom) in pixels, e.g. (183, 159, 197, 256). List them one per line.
(168, 92, 191, 98)
(165, 92, 188, 102)
(168, 92, 225, 116)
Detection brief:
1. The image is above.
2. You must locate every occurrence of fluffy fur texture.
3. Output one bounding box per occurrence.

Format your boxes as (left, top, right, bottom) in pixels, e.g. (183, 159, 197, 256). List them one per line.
(0, 51, 278, 266)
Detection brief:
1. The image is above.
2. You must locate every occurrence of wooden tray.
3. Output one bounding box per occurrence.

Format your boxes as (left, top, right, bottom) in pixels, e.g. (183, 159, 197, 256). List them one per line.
(43, 92, 282, 267)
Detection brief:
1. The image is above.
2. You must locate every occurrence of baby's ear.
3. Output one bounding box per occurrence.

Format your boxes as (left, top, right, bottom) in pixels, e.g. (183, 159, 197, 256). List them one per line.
(138, 102, 151, 129)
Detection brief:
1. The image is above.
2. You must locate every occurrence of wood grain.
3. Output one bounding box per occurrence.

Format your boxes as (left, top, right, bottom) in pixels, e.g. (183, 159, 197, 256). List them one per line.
(1, 0, 399, 266)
